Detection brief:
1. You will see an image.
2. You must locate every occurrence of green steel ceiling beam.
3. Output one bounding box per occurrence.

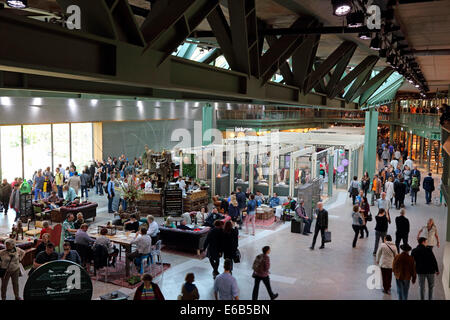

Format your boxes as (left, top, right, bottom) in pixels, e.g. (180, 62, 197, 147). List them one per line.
(0, 8, 358, 109)
(356, 67, 395, 106)
(328, 55, 379, 99)
(198, 48, 222, 64)
(367, 77, 404, 106)
(304, 41, 357, 94)
(292, 31, 321, 91)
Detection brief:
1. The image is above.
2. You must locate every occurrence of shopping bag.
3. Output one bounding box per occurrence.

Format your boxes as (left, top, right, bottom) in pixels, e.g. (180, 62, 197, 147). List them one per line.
(324, 231, 332, 243)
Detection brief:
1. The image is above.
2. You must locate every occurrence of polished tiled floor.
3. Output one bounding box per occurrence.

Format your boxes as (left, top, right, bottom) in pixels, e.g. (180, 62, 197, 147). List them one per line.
(1, 183, 447, 300)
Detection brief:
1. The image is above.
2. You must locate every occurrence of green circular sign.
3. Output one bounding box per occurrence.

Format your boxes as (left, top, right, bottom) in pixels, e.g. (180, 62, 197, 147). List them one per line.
(24, 260, 93, 300)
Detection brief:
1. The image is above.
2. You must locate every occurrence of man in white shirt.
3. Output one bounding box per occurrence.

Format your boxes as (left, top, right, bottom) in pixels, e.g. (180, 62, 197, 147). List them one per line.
(144, 177, 152, 192)
(394, 150, 401, 161)
(146, 215, 160, 242)
(390, 158, 399, 170)
(377, 192, 391, 214)
(126, 227, 152, 266)
(403, 156, 413, 170)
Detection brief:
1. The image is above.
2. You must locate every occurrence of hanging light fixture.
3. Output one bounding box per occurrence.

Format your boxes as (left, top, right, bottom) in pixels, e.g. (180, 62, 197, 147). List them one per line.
(332, 0, 352, 16)
(346, 11, 364, 27)
(6, 0, 27, 9)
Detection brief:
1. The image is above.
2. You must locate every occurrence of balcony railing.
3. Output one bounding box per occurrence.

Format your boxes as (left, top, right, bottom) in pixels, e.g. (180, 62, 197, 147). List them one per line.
(216, 109, 391, 122)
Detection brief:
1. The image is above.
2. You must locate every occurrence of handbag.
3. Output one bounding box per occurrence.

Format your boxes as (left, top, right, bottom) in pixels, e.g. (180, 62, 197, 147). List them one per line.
(233, 249, 241, 263)
(324, 231, 332, 243)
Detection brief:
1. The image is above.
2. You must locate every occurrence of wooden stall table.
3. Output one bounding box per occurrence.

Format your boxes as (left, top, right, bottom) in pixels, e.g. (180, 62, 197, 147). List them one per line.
(183, 189, 209, 212)
(136, 193, 163, 216)
(87, 230, 137, 278)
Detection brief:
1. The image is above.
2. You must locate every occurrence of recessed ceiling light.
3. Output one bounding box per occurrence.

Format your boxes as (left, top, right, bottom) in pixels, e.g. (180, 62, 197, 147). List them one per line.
(332, 0, 352, 16)
(0, 97, 12, 106)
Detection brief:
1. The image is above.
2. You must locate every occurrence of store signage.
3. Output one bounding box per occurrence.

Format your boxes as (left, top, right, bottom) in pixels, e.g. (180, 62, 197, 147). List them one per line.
(234, 127, 253, 132)
(24, 260, 92, 300)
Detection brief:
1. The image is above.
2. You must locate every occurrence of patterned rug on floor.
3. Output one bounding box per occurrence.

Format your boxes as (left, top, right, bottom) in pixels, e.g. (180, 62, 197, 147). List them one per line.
(161, 245, 207, 260)
(254, 217, 284, 230)
(93, 260, 171, 289)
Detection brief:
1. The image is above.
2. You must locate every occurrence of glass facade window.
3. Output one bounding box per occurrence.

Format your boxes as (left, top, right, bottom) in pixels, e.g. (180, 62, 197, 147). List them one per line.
(71, 123, 93, 172)
(0, 126, 22, 182)
(53, 124, 70, 171)
(0, 123, 93, 181)
(23, 124, 52, 180)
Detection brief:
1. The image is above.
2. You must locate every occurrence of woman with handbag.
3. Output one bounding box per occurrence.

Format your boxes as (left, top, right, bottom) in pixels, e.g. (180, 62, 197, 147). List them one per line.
(376, 234, 398, 294)
(351, 205, 364, 248)
(0, 238, 25, 300)
(349, 176, 360, 205)
(222, 220, 239, 272)
(359, 196, 371, 238)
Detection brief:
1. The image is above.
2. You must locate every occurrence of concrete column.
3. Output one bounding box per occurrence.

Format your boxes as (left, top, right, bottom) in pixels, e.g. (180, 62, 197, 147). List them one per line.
(420, 136, 424, 164)
(229, 145, 235, 194)
(249, 153, 254, 193)
(363, 109, 379, 177)
(289, 155, 295, 197)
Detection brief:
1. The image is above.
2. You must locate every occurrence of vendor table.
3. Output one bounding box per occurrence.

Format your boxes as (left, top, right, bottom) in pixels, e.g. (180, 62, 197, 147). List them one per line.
(137, 193, 163, 216)
(87, 230, 136, 278)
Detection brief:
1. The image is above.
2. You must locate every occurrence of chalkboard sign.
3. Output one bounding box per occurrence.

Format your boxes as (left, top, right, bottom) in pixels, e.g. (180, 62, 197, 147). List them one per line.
(19, 193, 33, 222)
(24, 260, 93, 300)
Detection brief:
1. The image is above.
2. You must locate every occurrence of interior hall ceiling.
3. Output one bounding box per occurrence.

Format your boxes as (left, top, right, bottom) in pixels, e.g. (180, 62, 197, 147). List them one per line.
(395, 0, 450, 92)
(3, 0, 449, 96)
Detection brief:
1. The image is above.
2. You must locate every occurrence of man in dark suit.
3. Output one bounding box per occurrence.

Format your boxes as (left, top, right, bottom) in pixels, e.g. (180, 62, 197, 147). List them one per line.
(295, 199, 312, 235)
(423, 172, 435, 205)
(395, 208, 410, 252)
(310, 202, 328, 250)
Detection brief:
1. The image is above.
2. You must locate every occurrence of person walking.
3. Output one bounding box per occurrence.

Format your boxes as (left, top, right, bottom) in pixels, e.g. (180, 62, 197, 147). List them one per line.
(361, 172, 371, 198)
(222, 220, 239, 271)
(411, 237, 439, 300)
(54, 168, 64, 199)
(214, 258, 239, 300)
(349, 176, 360, 205)
(235, 187, 247, 230)
(204, 220, 224, 279)
(80, 170, 90, 200)
(180, 273, 200, 300)
(385, 176, 394, 206)
(68, 171, 81, 196)
(373, 208, 391, 256)
(393, 244, 416, 300)
(381, 148, 390, 167)
(359, 196, 370, 238)
(376, 235, 398, 294)
(0, 179, 12, 216)
(394, 177, 407, 209)
(377, 192, 391, 216)
(417, 218, 440, 251)
(133, 273, 165, 300)
(251, 246, 278, 300)
(410, 174, 419, 206)
(245, 194, 257, 236)
(0, 239, 25, 300)
(371, 174, 382, 206)
(310, 202, 328, 250)
(395, 208, 410, 252)
(107, 175, 115, 213)
(423, 172, 435, 205)
(351, 205, 364, 248)
(9, 184, 21, 222)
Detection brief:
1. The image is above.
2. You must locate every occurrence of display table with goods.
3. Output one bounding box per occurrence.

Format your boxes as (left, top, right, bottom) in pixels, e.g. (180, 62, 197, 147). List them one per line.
(183, 189, 208, 212)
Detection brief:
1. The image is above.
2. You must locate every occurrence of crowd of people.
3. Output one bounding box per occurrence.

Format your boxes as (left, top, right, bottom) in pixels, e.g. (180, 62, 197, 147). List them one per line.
(347, 137, 442, 300)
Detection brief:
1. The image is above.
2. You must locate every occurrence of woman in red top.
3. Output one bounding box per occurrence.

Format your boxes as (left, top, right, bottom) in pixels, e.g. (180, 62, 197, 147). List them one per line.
(133, 274, 165, 300)
(39, 221, 52, 239)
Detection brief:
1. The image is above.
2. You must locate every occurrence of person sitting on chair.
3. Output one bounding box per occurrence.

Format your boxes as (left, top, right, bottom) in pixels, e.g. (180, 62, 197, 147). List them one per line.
(269, 193, 280, 208)
(29, 242, 58, 276)
(177, 220, 193, 231)
(204, 207, 225, 227)
(127, 227, 152, 270)
(73, 212, 84, 229)
(124, 214, 139, 232)
(93, 228, 119, 267)
(59, 241, 81, 264)
(295, 199, 312, 235)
